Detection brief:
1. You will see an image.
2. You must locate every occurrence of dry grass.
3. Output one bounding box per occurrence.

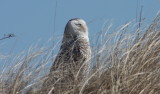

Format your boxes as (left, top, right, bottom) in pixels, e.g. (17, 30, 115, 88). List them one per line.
(0, 13, 160, 94)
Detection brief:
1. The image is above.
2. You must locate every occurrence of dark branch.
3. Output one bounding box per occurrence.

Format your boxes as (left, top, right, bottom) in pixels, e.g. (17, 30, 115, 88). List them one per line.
(0, 34, 15, 40)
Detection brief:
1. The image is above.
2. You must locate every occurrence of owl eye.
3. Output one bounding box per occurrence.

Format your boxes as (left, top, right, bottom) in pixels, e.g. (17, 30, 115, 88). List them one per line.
(75, 23, 82, 27)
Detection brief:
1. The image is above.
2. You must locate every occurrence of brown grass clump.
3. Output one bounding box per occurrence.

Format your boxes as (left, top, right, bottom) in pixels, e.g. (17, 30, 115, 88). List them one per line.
(0, 13, 160, 94)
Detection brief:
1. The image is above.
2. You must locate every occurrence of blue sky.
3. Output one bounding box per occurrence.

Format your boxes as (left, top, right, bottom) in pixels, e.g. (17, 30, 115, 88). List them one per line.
(0, 0, 160, 56)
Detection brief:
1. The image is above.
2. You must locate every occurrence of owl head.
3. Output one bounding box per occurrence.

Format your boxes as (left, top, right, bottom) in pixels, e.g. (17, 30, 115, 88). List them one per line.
(64, 18, 89, 40)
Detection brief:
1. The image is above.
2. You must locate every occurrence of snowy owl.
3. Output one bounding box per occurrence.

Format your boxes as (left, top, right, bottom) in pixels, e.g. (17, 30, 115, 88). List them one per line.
(50, 18, 91, 72)
(43, 18, 91, 93)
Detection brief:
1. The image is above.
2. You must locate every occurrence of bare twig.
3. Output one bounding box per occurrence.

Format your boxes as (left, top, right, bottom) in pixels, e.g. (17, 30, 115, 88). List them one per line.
(0, 34, 15, 40)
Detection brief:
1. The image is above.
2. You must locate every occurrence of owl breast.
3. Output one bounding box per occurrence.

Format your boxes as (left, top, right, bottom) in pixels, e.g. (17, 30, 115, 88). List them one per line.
(72, 39, 91, 64)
